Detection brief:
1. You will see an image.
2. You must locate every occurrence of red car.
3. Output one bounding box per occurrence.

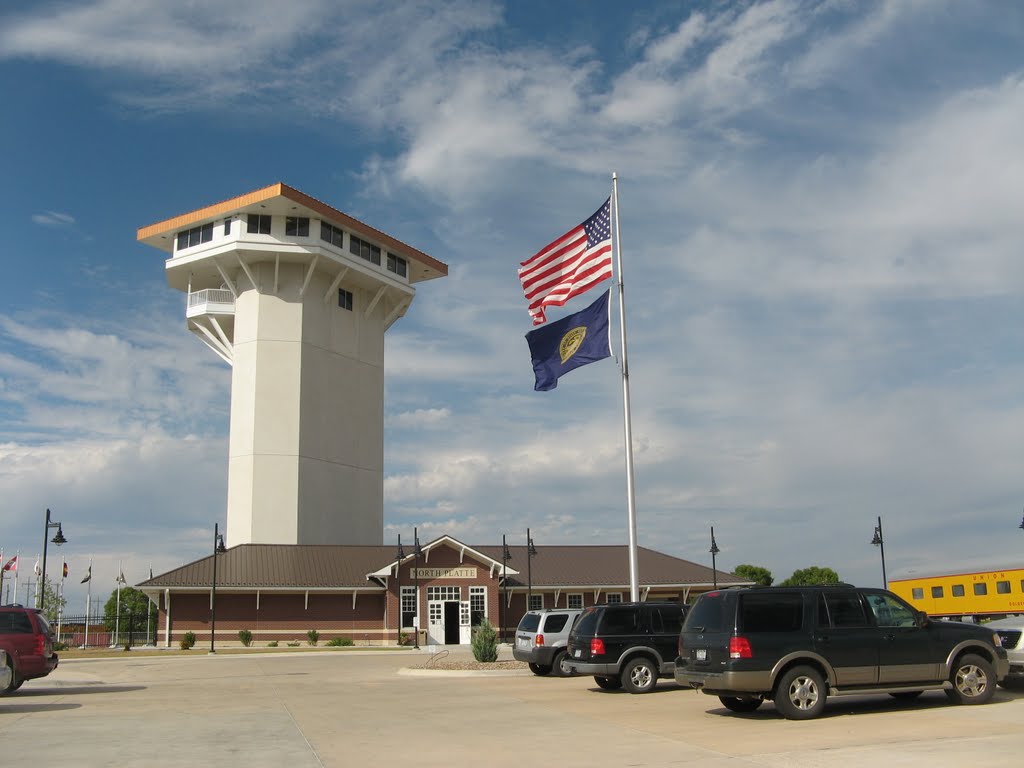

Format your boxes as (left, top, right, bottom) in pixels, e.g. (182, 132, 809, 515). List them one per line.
(0, 606, 59, 694)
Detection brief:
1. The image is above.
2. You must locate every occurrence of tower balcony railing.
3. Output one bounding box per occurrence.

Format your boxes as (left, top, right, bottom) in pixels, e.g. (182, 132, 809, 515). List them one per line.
(187, 289, 235, 318)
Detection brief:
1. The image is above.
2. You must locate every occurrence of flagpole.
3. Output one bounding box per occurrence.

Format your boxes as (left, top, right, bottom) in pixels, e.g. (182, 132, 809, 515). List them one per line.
(85, 556, 92, 648)
(612, 172, 640, 603)
(57, 556, 65, 642)
(115, 559, 122, 647)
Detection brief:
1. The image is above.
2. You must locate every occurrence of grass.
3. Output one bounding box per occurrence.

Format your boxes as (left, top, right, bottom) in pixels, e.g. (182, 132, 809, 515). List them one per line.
(57, 645, 408, 660)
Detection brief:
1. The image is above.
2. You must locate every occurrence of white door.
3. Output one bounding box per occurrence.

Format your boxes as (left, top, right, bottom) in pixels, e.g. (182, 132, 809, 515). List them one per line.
(427, 601, 444, 645)
(459, 600, 472, 645)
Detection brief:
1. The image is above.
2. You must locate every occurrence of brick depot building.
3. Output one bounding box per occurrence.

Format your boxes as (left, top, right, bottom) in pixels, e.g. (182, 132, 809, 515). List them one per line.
(139, 535, 746, 648)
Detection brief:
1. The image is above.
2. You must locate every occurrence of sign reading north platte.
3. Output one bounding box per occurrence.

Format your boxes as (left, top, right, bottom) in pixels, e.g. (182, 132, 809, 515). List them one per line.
(412, 567, 477, 579)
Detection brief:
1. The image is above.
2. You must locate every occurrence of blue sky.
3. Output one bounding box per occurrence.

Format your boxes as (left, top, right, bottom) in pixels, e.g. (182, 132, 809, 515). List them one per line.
(2, 0, 1024, 612)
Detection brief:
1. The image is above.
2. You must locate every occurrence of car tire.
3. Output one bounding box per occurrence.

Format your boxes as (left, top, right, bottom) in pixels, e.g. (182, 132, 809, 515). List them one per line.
(594, 675, 622, 690)
(621, 656, 658, 694)
(889, 691, 923, 700)
(528, 662, 552, 676)
(0, 661, 19, 696)
(552, 650, 571, 677)
(945, 653, 996, 705)
(719, 696, 763, 713)
(774, 666, 827, 720)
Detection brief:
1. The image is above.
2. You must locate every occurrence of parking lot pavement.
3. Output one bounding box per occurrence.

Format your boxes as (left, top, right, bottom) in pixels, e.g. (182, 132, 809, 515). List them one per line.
(3, 649, 1023, 768)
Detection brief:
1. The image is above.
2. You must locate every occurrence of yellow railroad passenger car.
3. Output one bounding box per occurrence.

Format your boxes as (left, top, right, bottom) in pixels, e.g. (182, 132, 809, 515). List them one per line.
(889, 567, 1024, 619)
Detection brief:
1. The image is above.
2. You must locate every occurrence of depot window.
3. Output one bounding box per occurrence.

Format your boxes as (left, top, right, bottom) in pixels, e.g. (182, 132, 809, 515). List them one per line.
(338, 289, 353, 311)
(605, 593, 623, 604)
(470, 586, 486, 625)
(528, 594, 543, 611)
(321, 222, 344, 247)
(567, 594, 583, 610)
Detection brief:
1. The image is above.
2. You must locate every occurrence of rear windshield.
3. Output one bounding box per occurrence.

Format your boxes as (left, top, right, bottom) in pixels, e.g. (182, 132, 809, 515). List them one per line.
(517, 613, 541, 632)
(572, 607, 601, 636)
(685, 595, 727, 633)
(740, 592, 803, 633)
(597, 606, 639, 634)
(542, 614, 570, 633)
(35, 613, 52, 635)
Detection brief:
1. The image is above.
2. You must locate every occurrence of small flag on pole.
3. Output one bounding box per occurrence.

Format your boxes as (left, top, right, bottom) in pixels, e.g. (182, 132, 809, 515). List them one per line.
(2, 555, 16, 572)
(117, 570, 126, 585)
(525, 289, 611, 391)
(62, 562, 69, 579)
(80, 565, 91, 584)
(519, 198, 612, 326)
(33, 558, 41, 577)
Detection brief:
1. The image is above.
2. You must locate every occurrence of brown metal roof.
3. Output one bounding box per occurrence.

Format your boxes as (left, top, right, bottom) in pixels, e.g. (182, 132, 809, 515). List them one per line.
(138, 540, 746, 591)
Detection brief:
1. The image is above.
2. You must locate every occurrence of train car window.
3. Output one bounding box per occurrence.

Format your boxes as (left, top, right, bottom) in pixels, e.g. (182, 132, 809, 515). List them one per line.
(974, 583, 988, 596)
(996, 581, 1010, 594)
(952, 584, 965, 597)
(931, 586, 944, 598)
(912, 588, 924, 600)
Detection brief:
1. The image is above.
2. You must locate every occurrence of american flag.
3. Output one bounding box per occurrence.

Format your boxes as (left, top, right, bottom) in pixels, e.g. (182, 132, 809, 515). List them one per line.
(519, 197, 612, 325)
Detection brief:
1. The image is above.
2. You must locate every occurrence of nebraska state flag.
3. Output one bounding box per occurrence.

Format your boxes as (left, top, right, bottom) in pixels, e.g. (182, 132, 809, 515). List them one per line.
(525, 289, 611, 391)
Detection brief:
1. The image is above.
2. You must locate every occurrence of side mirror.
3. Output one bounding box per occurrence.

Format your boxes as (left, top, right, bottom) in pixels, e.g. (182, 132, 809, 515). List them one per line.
(916, 610, 930, 628)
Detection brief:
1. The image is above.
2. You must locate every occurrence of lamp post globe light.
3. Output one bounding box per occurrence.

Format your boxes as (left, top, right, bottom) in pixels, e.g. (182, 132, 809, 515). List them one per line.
(39, 508, 67, 612)
(709, 526, 720, 589)
(526, 528, 537, 610)
(209, 523, 226, 654)
(871, 516, 887, 589)
(395, 534, 406, 646)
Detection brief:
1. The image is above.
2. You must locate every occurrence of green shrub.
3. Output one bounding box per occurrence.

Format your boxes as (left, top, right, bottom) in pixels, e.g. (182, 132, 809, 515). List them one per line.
(471, 618, 498, 662)
(267, 640, 279, 647)
(180, 631, 196, 650)
(326, 637, 355, 647)
(287, 640, 300, 647)
(306, 629, 319, 646)
(53, 641, 68, 651)
(238, 629, 253, 647)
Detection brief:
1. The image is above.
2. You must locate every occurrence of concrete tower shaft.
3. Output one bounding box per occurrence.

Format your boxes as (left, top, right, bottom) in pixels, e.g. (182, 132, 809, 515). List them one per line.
(138, 183, 447, 546)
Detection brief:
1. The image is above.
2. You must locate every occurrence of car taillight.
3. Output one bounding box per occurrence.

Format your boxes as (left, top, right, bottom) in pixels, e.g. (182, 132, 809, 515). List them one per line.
(34, 634, 46, 655)
(590, 638, 605, 656)
(536, 634, 545, 646)
(729, 636, 752, 659)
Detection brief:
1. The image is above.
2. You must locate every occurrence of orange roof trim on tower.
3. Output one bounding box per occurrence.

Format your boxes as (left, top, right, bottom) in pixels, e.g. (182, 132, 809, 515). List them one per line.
(136, 182, 448, 276)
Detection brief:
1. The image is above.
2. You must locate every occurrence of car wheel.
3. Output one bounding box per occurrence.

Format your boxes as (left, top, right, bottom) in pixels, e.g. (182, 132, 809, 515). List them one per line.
(0, 661, 19, 696)
(889, 691, 923, 700)
(719, 696, 763, 713)
(621, 656, 658, 694)
(552, 650, 571, 677)
(945, 653, 996, 705)
(594, 675, 622, 690)
(774, 666, 827, 720)
(528, 662, 552, 676)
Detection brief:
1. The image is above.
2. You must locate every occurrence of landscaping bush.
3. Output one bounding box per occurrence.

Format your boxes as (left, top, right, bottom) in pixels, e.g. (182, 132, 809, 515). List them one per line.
(306, 629, 319, 646)
(238, 629, 253, 647)
(326, 637, 355, 647)
(267, 640, 279, 647)
(287, 640, 300, 647)
(471, 618, 498, 662)
(180, 631, 196, 650)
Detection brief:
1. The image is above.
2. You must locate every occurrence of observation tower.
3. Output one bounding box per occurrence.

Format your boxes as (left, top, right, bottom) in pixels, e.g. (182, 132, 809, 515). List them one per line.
(138, 183, 447, 546)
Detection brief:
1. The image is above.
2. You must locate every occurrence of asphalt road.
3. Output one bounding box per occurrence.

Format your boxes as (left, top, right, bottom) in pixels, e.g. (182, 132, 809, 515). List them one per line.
(2, 647, 1022, 767)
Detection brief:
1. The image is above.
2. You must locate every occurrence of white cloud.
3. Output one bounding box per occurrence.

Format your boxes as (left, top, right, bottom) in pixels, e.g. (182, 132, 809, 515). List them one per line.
(31, 211, 75, 227)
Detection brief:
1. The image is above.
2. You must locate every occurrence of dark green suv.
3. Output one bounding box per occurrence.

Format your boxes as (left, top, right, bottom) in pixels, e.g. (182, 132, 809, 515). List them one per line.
(675, 585, 1009, 720)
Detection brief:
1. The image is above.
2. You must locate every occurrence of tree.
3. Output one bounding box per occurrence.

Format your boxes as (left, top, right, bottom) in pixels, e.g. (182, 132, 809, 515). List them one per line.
(38, 576, 67, 623)
(733, 564, 774, 586)
(779, 566, 840, 586)
(103, 586, 154, 630)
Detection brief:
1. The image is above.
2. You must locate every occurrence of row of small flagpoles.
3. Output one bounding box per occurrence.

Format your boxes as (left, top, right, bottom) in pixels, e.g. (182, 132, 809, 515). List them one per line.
(1, 550, 130, 645)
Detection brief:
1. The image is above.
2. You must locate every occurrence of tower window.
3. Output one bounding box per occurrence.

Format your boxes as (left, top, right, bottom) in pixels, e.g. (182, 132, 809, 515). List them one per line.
(286, 216, 309, 236)
(247, 214, 271, 234)
(223, 218, 232, 235)
(338, 289, 353, 311)
(387, 252, 407, 277)
(321, 222, 344, 247)
(176, 222, 213, 251)
(350, 235, 381, 265)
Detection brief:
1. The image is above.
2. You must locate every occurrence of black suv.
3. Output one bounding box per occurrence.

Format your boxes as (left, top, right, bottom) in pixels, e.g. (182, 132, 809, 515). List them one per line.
(675, 585, 1009, 719)
(565, 601, 688, 693)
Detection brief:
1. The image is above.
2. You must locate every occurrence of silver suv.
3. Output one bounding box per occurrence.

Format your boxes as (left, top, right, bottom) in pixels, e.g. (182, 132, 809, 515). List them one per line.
(513, 608, 583, 677)
(986, 616, 1024, 688)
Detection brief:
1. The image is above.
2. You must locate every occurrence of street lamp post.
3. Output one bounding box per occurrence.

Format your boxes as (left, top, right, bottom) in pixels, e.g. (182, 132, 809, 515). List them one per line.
(709, 526, 720, 589)
(871, 516, 887, 588)
(501, 535, 512, 644)
(526, 528, 537, 610)
(39, 508, 67, 612)
(395, 534, 406, 646)
(209, 523, 226, 654)
(413, 528, 422, 649)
